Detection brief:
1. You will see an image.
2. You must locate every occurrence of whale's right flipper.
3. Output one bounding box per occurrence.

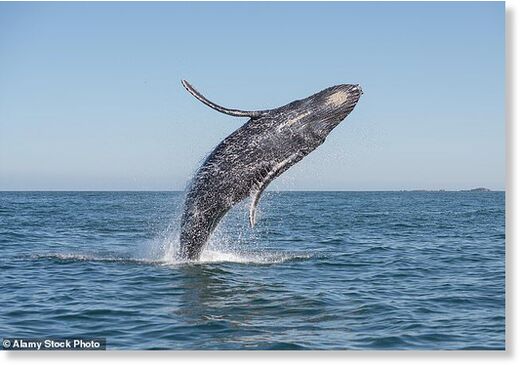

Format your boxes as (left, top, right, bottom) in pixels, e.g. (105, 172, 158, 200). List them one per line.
(249, 153, 303, 228)
(181, 80, 268, 119)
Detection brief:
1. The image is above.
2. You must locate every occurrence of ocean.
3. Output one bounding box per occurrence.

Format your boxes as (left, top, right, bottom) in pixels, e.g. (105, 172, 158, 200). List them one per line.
(0, 191, 505, 350)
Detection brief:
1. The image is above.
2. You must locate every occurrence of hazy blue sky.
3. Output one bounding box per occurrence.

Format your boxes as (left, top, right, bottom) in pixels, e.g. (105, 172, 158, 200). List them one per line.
(0, 2, 504, 190)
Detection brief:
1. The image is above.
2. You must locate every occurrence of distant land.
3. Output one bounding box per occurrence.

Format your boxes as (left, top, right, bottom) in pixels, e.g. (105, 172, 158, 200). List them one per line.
(400, 187, 493, 192)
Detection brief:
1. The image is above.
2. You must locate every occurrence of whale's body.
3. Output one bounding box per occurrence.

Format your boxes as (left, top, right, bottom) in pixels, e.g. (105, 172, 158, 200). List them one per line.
(178, 81, 362, 260)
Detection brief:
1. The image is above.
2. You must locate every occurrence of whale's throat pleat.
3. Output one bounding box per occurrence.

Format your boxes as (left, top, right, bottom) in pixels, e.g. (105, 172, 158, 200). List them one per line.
(249, 153, 302, 227)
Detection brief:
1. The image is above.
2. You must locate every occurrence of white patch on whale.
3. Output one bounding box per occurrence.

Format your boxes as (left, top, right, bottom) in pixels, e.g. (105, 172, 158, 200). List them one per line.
(326, 90, 349, 108)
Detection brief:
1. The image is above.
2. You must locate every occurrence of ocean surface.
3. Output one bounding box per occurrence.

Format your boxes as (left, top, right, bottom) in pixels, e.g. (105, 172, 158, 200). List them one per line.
(0, 191, 505, 350)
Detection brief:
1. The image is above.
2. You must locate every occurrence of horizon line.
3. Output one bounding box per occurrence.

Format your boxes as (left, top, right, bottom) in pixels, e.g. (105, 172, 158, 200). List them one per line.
(0, 189, 504, 193)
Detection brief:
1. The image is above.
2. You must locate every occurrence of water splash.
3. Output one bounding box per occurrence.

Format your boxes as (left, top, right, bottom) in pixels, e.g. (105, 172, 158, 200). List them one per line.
(28, 247, 312, 267)
(139, 217, 312, 266)
(25, 193, 311, 267)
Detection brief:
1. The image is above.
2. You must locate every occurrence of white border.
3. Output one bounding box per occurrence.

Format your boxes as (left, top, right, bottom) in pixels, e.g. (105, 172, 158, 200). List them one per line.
(0, 0, 515, 366)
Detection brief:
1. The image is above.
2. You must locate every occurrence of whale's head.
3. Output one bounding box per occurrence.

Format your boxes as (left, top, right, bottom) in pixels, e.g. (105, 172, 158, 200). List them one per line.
(273, 84, 363, 144)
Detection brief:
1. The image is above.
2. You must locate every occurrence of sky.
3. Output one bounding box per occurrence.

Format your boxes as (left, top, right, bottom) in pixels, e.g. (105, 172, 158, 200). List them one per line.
(0, 2, 505, 191)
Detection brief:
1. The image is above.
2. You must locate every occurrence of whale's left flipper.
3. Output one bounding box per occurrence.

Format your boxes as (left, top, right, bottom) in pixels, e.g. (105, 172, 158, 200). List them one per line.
(181, 80, 268, 119)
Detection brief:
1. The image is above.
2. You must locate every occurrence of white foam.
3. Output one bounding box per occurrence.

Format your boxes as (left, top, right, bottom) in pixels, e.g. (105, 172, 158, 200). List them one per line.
(144, 235, 311, 266)
(29, 248, 311, 267)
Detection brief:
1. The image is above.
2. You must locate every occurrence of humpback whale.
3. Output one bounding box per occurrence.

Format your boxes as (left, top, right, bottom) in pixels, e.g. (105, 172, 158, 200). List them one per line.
(178, 80, 363, 260)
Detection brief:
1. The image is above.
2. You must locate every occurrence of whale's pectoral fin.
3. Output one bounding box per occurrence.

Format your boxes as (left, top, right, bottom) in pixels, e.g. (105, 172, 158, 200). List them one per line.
(181, 80, 268, 119)
(249, 187, 265, 228)
(248, 154, 303, 228)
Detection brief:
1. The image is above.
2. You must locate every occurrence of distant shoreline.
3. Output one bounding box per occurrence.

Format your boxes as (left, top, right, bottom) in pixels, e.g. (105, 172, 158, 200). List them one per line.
(399, 187, 494, 193)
